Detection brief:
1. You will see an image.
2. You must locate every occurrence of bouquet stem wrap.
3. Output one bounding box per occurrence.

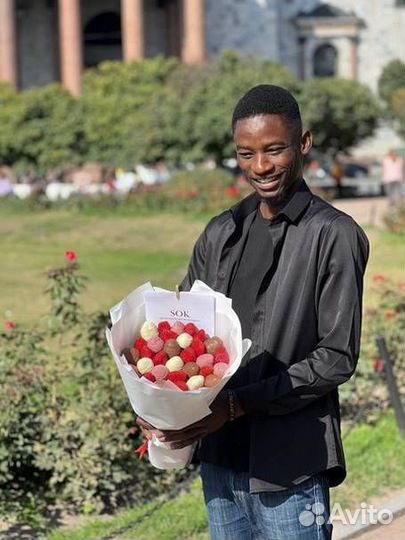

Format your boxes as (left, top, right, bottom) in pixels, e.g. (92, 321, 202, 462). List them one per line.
(106, 280, 251, 469)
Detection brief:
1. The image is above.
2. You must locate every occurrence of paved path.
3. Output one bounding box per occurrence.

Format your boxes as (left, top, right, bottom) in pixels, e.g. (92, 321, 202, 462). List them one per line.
(354, 513, 405, 540)
(332, 197, 389, 228)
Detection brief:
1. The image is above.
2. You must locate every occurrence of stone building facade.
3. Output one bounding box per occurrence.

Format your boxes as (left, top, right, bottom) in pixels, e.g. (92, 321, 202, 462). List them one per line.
(0, 0, 404, 95)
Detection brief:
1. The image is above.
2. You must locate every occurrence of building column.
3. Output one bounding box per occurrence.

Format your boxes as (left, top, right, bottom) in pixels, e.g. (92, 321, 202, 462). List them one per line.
(167, 0, 180, 57)
(58, 0, 83, 96)
(121, 0, 145, 61)
(298, 37, 307, 80)
(182, 0, 205, 64)
(0, 0, 18, 87)
(350, 37, 359, 80)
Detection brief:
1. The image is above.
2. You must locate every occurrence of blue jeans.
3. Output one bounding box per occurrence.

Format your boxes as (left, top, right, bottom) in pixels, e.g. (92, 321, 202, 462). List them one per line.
(201, 462, 333, 540)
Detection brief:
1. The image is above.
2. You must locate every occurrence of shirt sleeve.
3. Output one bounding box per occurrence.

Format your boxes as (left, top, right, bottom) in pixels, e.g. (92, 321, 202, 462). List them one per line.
(179, 225, 209, 292)
(234, 215, 370, 416)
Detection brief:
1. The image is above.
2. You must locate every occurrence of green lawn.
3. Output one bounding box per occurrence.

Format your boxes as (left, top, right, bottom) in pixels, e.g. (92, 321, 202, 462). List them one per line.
(47, 411, 405, 540)
(2, 205, 403, 539)
(1, 207, 403, 325)
(1, 209, 207, 324)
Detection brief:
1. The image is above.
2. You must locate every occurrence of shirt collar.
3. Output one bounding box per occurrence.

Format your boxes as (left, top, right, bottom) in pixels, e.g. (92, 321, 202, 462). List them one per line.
(277, 179, 313, 223)
(230, 179, 313, 225)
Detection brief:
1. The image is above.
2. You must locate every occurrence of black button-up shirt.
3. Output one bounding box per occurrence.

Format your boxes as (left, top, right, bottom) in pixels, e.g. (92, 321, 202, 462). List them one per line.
(181, 180, 369, 489)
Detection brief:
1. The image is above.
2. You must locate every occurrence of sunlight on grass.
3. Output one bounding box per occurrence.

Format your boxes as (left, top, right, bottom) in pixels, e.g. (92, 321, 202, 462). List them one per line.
(47, 411, 404, 540)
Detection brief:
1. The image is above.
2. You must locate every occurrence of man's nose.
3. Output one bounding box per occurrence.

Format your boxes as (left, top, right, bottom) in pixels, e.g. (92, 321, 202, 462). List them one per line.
(251, 153, 275, 176)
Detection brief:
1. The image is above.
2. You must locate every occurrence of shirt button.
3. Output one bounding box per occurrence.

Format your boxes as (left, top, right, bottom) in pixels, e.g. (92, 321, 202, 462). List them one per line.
(218, 271, 226, 279)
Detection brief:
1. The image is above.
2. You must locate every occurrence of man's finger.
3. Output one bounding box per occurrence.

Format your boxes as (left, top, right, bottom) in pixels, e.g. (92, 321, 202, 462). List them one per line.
(136, 416, 157, 430)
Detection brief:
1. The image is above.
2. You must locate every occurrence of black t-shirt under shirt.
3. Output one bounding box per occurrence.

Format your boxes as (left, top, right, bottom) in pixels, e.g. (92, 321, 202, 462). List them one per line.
(199, 208, 311, 492)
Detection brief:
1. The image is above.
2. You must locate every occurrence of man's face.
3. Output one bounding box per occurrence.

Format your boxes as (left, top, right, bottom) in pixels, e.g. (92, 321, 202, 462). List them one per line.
(234, 114, 312, 204)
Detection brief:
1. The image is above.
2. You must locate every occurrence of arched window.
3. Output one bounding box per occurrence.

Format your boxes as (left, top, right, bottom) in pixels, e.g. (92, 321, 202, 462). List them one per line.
(83, 12, 122, 68)
(313, 44, 337, 77)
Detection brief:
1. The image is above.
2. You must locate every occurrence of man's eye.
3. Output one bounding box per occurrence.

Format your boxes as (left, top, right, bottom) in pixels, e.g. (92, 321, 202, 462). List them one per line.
(267, 147, 285, 155)
(237, 152, 253, 159)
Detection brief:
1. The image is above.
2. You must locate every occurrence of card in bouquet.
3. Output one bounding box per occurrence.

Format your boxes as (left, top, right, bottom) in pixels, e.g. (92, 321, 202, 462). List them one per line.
(144, 290, 216, 336)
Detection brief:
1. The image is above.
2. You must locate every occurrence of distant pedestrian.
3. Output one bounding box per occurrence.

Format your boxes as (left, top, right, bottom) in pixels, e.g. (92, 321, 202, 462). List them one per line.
(0, 167, 13, 197)
(331, 157, 344, 198)
(382, 149, 405, 206)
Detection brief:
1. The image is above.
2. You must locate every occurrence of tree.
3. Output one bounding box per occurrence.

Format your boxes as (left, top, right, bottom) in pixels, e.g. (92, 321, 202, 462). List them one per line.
(378, 59, 405, 109)
(301, 78, 380, 155)
(378, 60, 405, 138)
(161, 50, 302, 165)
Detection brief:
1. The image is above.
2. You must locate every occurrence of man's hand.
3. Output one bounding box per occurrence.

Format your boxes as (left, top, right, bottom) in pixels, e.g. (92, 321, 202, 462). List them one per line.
(136, 391, 242, 449)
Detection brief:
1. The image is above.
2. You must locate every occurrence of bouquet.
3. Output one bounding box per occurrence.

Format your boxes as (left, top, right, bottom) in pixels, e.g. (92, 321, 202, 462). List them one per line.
(106, 280, 251, 469)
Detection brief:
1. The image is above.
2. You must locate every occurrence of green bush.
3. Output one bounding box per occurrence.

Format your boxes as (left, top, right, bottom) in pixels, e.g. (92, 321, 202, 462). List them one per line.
(339, 276, 405, 423)
(0, 84, 85, 175)
(383, 204, 405, 235)
(0, 255, 190, 526)
(80, 57, 179, 167)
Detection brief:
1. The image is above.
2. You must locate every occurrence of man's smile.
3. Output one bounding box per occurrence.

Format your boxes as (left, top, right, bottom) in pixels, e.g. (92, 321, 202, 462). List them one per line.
(250, 174, 283, 190)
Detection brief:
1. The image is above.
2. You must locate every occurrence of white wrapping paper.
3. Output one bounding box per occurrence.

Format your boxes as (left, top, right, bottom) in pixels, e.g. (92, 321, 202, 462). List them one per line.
(106, 280, 251, 469)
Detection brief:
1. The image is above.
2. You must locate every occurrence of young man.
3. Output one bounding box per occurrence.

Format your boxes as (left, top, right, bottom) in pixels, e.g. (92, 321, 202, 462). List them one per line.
(137, 85, 369, 540)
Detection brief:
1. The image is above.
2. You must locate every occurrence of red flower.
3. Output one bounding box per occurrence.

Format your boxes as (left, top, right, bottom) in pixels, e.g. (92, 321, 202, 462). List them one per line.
(135, 439, 149, 459)
(227, 186, 241, 198)
(374, 359, 384, 372)
(64, 250, 78, 263)
(372, 274, 388, 284)
(5, 320, 15, 331)
(385, 309, 396, 320)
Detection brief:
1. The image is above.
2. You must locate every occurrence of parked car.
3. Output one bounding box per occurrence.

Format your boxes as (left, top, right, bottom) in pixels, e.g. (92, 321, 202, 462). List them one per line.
(343, 163, 369, 178)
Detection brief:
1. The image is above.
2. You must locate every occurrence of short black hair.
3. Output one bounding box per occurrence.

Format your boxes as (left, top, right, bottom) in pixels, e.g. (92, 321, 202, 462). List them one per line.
(232, 84, 302, 134)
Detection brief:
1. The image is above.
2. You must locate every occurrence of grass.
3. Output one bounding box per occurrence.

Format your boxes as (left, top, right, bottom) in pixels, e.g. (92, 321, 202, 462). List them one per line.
(46, 410, 405, 540)
(1, 206, 404, 325)
(1, 202, 403, 538)
(1, 210, 208, 324)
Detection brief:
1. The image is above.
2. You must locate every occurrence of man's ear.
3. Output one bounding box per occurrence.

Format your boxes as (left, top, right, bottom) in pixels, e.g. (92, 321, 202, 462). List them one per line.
(301, 130, 313, 156)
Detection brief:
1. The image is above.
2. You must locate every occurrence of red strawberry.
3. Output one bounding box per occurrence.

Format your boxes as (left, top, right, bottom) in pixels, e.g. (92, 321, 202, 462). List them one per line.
(135, 337, 147, 350)
(140, 345, 153, 358)
(143, 372, 156, 382)
(174, 380, 188, 391)
(153, 351, 168, 365)
(200, 366, 213, 377)
(184, 323, 198, 336)
(167, 371, 188, 382)
(196, 329, 207, 341)
(161, 329, 178, 342)
(191, 337, 205, 356)
(214, 351, 230, 364)
(180, 347, 197, 363)
(158, 321, 171, 334)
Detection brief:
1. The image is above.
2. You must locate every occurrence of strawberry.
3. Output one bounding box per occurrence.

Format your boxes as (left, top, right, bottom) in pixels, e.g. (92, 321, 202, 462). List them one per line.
(174, 380, 188, 391)
(161, 329, 178, 342)
(184, 323, 198, 336)
(134, 337, 147, 350)
(158, 321, 171, 334)
(140, 345, 153, 358)
(167, 371, 188, 382)
(200, 366, 213, 377)
(191, 337, 205, 356)
(214, 351, 230, 364)
(143, 372, 156, 382)
(196, 329, 207, 341)
(153, 351, 168, 365)
(180, 347, 197, 363)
